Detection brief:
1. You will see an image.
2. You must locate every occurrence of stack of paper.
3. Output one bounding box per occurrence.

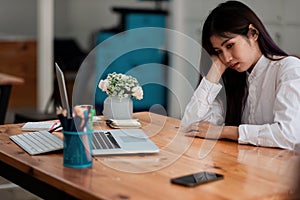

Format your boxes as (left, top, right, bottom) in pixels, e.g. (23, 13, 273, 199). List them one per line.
(21, 122, 57, 131)
(106, 119, 141, 129)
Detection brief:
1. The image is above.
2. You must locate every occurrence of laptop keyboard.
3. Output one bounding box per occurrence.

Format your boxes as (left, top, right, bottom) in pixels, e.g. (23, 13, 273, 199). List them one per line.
(10, 130, 63, 155)
(92, 131, 120, 150)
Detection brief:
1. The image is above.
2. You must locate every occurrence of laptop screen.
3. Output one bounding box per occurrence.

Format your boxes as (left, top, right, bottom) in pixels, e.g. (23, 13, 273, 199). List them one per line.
(55, 63, 71, 118)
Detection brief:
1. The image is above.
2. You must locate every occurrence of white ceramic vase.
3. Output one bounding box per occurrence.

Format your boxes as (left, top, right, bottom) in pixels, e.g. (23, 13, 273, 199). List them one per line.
(102, 96, 133, 119)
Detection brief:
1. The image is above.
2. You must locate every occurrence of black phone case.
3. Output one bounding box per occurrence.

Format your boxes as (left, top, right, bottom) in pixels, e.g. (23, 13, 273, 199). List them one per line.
(171, 171, 224, 187)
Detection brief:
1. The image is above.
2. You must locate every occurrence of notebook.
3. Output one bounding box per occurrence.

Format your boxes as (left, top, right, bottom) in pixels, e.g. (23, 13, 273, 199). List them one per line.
(106, 119, 141, 129)
(55, 63, 159, 156)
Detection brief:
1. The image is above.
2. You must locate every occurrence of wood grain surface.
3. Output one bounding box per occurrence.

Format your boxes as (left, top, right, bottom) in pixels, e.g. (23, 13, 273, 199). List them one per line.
(0, 112, 299, 200)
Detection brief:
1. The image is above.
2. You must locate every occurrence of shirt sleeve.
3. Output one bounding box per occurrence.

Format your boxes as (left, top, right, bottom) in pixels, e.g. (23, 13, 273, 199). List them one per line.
(180, 77, 225, 130)
(238, 66, 300, 150)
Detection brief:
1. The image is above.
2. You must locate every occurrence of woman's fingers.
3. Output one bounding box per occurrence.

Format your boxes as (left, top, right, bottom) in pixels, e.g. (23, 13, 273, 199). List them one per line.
(184, 121, 223, 139)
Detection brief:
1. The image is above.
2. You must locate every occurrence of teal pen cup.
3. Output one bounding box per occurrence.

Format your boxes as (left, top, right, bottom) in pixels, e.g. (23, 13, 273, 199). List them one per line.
(63, 130, 93, 168)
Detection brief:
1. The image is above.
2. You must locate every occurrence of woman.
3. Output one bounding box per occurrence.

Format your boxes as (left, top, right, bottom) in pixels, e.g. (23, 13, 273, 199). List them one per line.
(181, 0, 300, 150)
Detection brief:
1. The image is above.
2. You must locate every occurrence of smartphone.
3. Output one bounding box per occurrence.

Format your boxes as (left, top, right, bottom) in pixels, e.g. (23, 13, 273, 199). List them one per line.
(171, 171, 224, 187)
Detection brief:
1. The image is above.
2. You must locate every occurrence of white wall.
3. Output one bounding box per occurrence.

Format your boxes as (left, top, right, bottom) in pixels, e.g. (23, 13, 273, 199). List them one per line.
(0, 0, 37, 39)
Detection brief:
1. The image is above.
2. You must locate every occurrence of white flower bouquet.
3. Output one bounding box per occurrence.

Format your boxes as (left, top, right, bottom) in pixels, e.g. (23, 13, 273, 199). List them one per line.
(98, 72, 143, 100)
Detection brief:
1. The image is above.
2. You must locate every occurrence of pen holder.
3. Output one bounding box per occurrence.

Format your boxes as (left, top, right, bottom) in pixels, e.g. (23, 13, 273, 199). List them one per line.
(63, 131, 93, 168)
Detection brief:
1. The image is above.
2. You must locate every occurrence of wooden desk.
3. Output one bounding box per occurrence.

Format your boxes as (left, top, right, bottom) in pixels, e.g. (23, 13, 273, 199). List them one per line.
(0, 72, 24, 124)
(0, 112, 299, 199)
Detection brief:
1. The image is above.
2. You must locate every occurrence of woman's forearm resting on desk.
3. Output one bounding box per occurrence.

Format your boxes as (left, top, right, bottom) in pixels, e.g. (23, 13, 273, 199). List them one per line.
(184, 121, 239, 141)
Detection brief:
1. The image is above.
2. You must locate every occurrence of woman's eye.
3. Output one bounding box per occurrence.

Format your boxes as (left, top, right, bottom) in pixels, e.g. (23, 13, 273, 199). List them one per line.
(226, 43, 233, 49)
(215, 50, 222, 55)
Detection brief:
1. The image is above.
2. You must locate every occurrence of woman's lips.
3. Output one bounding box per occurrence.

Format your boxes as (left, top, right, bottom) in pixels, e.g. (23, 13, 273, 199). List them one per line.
(230, 62, 239, 70)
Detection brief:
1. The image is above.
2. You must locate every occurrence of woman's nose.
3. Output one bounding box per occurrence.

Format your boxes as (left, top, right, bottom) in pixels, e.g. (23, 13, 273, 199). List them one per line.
(222, 51, 233, 63)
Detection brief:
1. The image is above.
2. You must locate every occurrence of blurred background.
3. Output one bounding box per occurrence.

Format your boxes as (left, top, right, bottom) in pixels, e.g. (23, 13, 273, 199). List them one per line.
(0, 0, 300, 198)
(1, 0, 300, 124)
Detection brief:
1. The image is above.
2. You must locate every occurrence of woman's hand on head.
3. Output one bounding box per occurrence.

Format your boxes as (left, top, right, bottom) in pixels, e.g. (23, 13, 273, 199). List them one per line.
(206, 55, 228, 83)
(212, 55, 229, 74)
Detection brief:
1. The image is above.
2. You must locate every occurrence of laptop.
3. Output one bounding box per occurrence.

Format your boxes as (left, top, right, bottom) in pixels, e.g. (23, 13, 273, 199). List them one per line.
(55, 63, 159, 156)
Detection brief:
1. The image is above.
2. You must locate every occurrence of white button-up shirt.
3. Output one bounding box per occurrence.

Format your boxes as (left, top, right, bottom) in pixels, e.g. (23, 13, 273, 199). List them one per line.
(181, 55, 300, 150)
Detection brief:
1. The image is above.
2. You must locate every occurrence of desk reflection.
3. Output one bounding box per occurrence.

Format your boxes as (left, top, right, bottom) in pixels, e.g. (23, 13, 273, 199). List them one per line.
(237, 145, 300, 197)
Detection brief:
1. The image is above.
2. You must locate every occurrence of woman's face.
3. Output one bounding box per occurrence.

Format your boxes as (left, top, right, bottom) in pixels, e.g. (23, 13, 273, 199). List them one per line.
(210, 33, 262, 72)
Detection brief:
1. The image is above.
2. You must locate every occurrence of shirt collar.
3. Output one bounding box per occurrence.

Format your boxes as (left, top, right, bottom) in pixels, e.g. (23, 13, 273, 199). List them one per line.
(248, 55, 269, 82)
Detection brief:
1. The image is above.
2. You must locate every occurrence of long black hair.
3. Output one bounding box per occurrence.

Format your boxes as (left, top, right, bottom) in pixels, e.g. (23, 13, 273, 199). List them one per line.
(201, 0, 288, 126)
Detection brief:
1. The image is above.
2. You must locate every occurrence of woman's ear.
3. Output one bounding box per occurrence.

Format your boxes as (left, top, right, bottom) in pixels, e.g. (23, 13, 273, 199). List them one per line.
(248, 24, 259, 41)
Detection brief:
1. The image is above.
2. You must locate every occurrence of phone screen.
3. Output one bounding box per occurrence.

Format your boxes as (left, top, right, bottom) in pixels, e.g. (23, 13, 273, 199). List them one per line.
(171, 171, 224, 187)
